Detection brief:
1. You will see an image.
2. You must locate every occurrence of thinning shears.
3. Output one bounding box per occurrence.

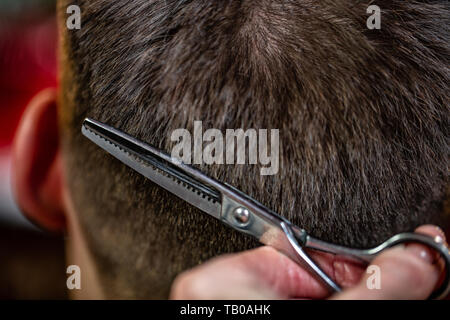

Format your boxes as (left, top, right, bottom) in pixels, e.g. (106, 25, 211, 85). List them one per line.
(82, 118, 450, 299)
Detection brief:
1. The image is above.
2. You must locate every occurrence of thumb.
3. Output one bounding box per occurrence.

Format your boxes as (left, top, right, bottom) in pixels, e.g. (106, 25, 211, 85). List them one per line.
(333, 225, 446, 300)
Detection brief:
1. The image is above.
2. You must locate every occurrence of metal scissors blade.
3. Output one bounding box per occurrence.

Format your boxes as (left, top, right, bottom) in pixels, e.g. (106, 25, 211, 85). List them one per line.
(81, 118, 295, 235)
(82, 118, 222, 219)
(82, 118, 450, 299)
(81, 119, 301, 242)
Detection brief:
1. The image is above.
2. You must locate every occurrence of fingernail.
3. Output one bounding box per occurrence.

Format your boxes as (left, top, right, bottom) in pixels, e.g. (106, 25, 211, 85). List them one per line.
(434, 235, 444, 244)
(433, 226, 447, 244)
(406, 244, 434, 264)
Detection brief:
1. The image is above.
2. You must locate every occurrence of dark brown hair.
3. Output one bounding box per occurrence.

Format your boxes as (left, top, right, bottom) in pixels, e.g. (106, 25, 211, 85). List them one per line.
(59, 0, 449, 298)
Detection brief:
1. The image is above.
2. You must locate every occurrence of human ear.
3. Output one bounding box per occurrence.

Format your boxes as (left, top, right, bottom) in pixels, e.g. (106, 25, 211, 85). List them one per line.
(12, 88, 66, 232)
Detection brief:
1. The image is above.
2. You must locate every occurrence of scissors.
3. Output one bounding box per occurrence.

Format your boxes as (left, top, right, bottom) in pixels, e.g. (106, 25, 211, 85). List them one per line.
(82, 118, 450, 299)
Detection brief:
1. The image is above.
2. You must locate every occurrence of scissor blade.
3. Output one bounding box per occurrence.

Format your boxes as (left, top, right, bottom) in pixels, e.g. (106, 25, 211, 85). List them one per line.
(81, 118, 222, 220)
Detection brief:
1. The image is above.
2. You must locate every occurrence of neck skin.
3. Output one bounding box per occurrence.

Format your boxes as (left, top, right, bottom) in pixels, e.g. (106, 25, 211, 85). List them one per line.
(64, 187, 104, 299)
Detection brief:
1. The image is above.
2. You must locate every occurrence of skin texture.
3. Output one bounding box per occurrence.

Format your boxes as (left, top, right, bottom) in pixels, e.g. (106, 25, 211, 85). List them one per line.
(15, 0, 448, 299)
(170, 225, 446, 300)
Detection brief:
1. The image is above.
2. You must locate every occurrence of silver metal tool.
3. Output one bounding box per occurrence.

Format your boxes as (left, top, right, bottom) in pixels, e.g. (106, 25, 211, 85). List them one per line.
(82, 118, 450, 299)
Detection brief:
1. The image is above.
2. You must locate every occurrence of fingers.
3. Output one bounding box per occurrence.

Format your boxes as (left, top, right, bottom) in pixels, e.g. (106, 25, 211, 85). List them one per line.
(333, 225, 446, 300)
(171, 225, 448, 300)
(170, 246, 329, 300)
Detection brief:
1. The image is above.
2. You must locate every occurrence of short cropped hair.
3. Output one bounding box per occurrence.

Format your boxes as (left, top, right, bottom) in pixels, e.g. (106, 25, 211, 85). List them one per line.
(58, 0, 449, 298)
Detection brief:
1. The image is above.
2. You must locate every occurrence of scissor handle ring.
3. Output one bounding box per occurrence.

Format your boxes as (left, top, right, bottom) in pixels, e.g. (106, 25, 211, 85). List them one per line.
(288, 227, 450, 299)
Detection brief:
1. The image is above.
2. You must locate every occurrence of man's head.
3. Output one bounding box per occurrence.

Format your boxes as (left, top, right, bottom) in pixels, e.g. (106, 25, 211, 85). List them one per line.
(12, 0, 449, 298)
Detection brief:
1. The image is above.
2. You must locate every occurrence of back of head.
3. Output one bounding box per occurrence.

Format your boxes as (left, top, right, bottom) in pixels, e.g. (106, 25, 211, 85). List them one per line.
(58, 0, 449, 298)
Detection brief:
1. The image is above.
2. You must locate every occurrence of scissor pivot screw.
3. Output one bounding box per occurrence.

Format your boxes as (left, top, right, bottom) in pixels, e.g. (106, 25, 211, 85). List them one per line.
(233, 207, 250, 225)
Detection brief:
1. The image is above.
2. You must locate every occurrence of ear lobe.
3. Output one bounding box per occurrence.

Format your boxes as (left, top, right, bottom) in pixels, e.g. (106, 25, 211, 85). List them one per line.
(12, 88, 66, 232)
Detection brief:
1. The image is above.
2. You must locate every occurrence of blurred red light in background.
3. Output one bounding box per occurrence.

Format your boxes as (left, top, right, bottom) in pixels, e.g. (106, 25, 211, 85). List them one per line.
(0, 17, 57, 148)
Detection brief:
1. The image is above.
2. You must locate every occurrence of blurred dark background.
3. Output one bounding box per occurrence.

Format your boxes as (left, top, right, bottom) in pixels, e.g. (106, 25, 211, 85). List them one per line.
(0, 0, 66, 299)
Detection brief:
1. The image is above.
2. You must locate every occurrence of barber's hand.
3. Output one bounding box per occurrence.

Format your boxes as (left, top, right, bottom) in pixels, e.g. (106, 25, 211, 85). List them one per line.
(170, 225, 447, 300)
